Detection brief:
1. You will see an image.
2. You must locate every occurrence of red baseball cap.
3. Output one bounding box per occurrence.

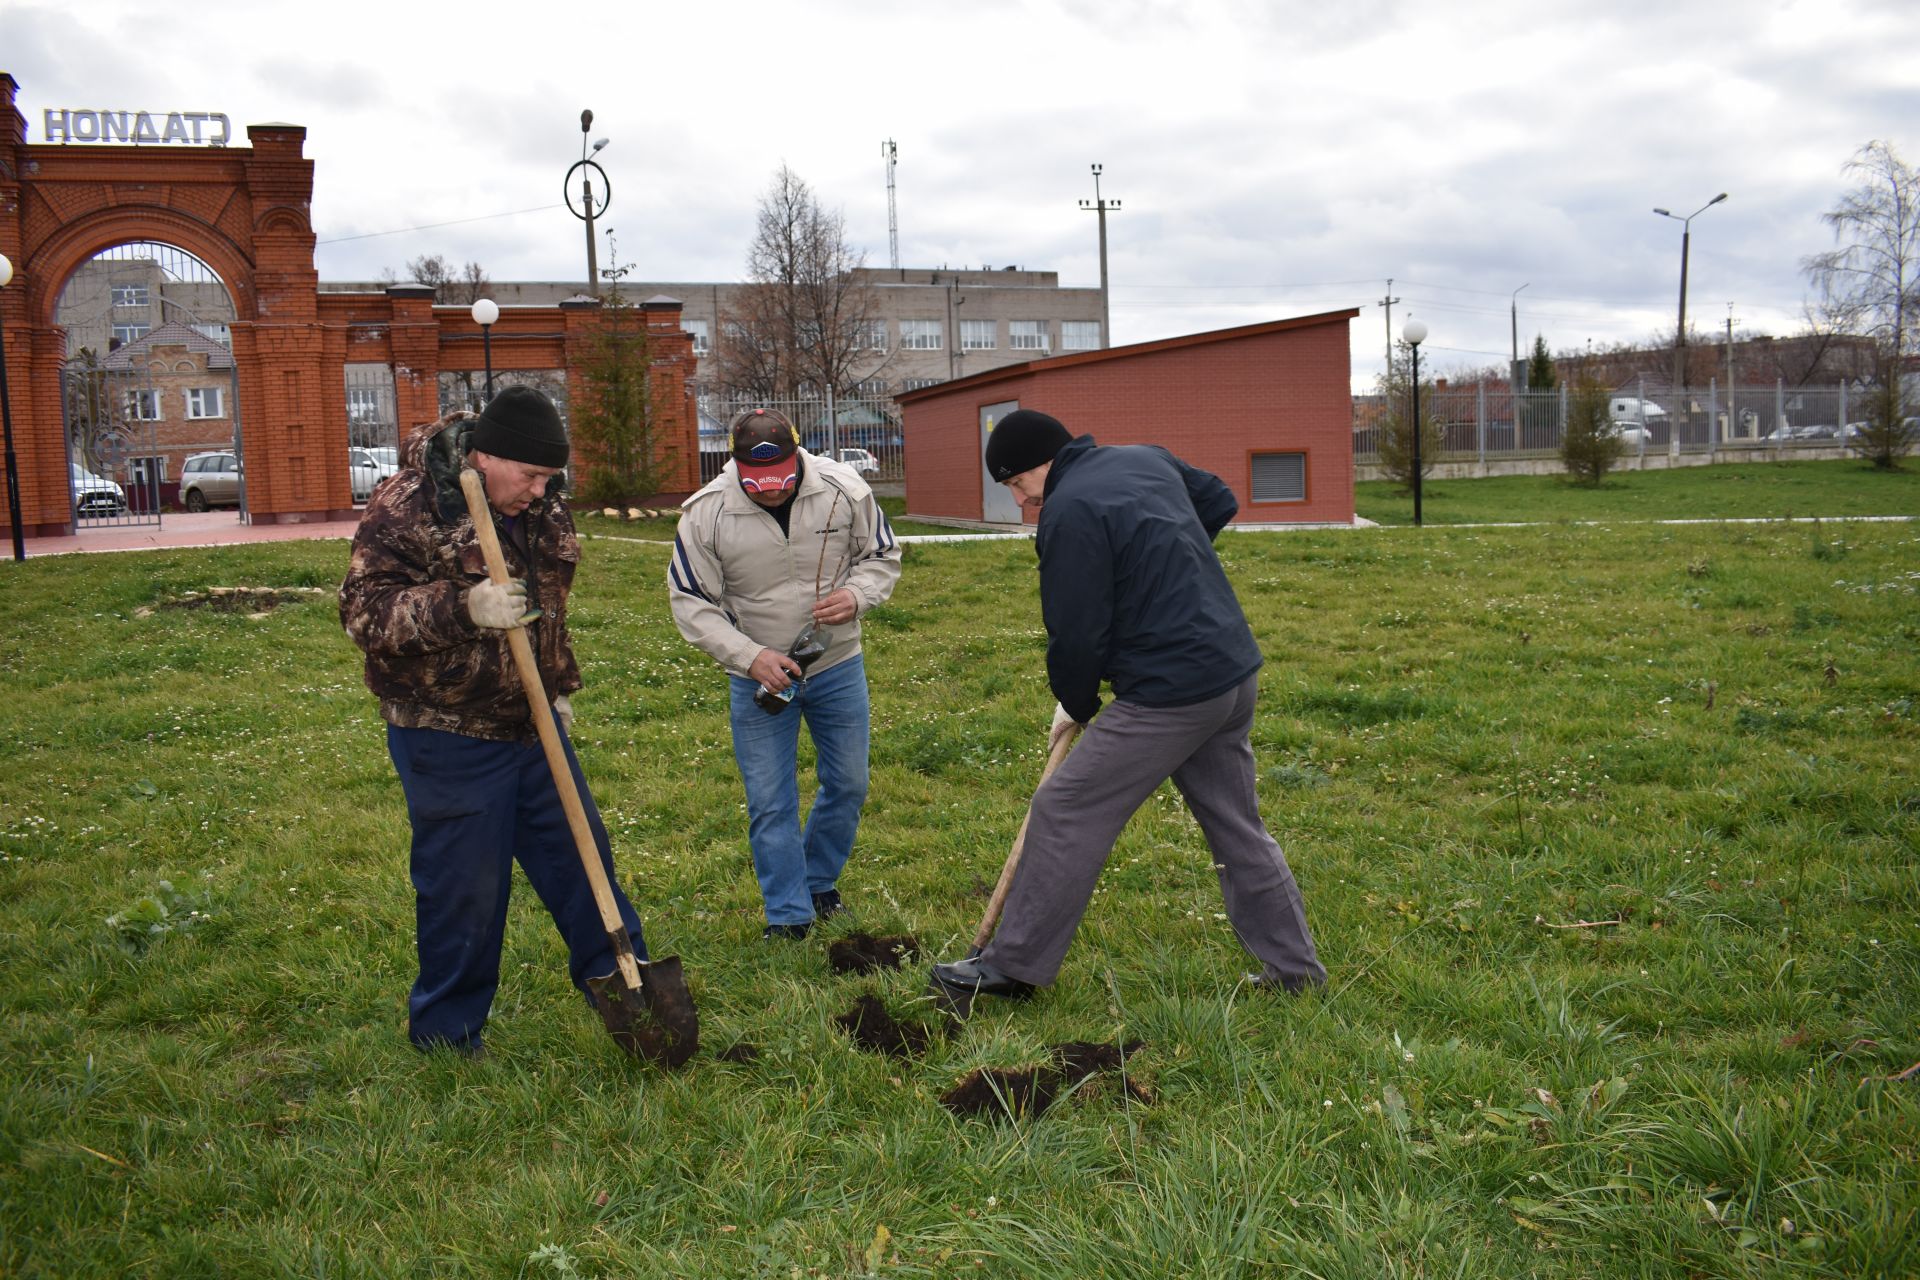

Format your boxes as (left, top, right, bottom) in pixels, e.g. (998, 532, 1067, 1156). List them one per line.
(731, 408, 801, 493)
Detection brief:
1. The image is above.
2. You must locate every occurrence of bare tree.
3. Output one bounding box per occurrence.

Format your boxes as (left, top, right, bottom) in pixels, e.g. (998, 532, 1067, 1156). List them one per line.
(1802, 139, 1918, 466)
(714, 166, 889, 400)
(396, 254, 493, 305)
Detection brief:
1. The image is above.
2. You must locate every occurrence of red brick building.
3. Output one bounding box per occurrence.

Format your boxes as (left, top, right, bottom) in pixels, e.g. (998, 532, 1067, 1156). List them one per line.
(0, 73, 697, 534)
(897, 309, 1359, 526)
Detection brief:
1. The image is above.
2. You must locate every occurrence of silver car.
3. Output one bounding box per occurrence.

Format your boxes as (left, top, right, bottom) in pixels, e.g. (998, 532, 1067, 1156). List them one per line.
(70, 463, 127, 517)
(350, 447, 398, 502)
(179, 451, 242, 511)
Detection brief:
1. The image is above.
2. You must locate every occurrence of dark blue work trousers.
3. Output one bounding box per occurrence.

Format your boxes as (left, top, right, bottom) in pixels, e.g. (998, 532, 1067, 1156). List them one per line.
(387, 723, 647, 1051)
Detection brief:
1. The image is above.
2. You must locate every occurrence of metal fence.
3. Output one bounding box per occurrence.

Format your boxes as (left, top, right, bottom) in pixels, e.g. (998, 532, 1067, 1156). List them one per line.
(695, 392, 904, 485)
(1354, 376, 1888, 464)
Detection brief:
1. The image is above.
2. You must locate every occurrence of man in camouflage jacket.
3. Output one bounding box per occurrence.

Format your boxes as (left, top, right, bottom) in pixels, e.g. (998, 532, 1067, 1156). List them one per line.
(340, 388, 649, 1055)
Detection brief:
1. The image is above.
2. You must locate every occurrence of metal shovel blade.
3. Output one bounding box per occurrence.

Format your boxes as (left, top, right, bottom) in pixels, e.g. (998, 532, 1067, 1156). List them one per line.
(586, 955, 700, 1068)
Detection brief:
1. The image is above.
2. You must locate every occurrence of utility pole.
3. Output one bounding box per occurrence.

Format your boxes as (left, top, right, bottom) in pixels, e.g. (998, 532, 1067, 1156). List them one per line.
(882, 139, 900, 271)
(1726, 303, 1738, 440)
(1079, 164, 1122, 349)
(1377, 278, 1400, 379)
(1510, 283, 1529, 391)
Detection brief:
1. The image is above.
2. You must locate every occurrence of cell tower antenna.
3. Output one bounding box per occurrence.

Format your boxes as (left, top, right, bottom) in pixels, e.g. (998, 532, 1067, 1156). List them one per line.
(883, 139, 900, 270)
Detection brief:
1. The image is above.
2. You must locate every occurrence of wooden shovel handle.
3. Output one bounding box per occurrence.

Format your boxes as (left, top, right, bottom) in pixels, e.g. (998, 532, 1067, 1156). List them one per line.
(971, 719, 1082, 953)
(459, 469, 641, 991)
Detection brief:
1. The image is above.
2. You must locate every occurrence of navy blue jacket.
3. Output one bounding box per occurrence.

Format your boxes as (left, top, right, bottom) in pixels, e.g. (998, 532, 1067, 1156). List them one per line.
(1035, 436, 1262, 723)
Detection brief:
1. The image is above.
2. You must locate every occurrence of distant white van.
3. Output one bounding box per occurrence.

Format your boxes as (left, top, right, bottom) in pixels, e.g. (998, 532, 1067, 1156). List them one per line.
(1607, 396, 1668, 423)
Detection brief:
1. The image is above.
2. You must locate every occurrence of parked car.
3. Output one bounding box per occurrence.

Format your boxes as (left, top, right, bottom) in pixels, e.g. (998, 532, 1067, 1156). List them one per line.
(1767, 423, 1836, 443)
(349, 447, 398, 502)
(1605, 420, 1652, 447)
(70, 462, 127, 517)
(179, 451, 242, 511)
(834, 447, 879, 475)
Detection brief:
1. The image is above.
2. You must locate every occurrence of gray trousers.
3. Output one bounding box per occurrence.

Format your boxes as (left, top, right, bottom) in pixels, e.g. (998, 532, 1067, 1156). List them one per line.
(983, 675, 1325, 989)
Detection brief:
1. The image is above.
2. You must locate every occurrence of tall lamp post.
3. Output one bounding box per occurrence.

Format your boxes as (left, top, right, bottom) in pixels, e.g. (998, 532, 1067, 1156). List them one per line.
(1079, 163, 1122, 349)
(1652, 193, 1727, 424)
(471, 298, 499, 401)
(565, 110, 611, 293)
(0, 253, 24, 561)
(1404, 317, 1429, 528)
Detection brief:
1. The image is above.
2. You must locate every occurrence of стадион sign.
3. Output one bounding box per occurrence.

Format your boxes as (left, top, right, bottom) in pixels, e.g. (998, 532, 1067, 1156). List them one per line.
(43, 110, 232, 147)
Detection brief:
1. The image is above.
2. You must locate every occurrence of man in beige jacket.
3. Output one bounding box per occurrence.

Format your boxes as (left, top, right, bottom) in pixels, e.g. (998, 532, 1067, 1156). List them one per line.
(668, 409, 903, 938)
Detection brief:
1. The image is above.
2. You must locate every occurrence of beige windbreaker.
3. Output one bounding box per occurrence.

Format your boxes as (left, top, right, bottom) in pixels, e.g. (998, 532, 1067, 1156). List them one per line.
(667, 452, 902, 678)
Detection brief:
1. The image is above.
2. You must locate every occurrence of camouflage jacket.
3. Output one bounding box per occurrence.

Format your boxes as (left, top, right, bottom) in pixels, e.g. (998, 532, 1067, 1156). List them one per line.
(339, 412, 582, 742)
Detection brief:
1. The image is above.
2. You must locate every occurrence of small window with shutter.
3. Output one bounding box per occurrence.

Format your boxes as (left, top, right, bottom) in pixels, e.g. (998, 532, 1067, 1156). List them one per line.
(1250, 452, 1306, 503)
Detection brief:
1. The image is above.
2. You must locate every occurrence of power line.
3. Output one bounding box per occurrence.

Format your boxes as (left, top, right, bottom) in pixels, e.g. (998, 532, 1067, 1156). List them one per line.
(316, 204, 562, 245)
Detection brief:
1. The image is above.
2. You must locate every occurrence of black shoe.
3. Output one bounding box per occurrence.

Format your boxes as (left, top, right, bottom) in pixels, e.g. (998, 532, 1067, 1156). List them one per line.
(929, 956, 1035, 1002)
(762, 922, 812, 941)
(811, 889, 845, 919)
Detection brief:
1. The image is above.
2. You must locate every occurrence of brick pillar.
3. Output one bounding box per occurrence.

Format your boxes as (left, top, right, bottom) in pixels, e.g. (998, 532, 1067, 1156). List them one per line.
(640, 296, 700, 496)
(386, 285, 441, 437)
(233, 123, 350, 523)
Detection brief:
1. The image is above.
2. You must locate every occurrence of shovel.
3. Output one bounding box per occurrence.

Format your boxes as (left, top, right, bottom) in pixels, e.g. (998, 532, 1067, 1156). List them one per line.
(968, 718, 1083, 957)
(459, 468, 699, 1068)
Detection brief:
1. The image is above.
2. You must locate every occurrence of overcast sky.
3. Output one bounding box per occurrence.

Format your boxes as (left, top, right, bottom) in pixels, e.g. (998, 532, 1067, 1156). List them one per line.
(8, 0, 1917, 390)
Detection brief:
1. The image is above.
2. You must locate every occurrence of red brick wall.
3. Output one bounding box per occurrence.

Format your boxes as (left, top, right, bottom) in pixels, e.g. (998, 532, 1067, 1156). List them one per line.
(903, 313, 1356, 526)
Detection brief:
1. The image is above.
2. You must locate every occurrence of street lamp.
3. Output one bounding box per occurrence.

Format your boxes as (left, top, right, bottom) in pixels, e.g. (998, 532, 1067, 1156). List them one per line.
(471, 298, 499, 401)
(1652, 193, 1727, 424)
(0, 252, 23, 560)
(564, 110, 611, 293)
(1403, 317, 1429, 528)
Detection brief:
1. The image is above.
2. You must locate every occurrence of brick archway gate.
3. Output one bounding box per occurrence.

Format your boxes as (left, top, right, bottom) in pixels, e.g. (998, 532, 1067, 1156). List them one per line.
(2, 72, 349, 534)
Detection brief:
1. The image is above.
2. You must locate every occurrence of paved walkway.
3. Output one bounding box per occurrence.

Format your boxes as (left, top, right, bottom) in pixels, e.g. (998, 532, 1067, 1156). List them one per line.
(18, 511, 364, 558)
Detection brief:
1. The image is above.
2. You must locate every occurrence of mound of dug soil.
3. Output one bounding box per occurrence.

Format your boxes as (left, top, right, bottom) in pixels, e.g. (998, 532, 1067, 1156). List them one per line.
(827, 932, 921, 975)
(939, 1039, 1151, 1119)
(833, 994, 935, 1058)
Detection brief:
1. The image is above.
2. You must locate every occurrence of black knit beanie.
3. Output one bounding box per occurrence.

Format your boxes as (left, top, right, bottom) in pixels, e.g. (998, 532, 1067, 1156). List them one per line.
(984, 409, 1072, 482)
(470, 386, 569, 468)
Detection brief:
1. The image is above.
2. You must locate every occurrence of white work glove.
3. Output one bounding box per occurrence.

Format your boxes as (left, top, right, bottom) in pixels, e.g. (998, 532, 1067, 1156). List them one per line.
(553, 695, 573, 736)
(466, 579, 531, 629)
(1049, 702, 1082, 752)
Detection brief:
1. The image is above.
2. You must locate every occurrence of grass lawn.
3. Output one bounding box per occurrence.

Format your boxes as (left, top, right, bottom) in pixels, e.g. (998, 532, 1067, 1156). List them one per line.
(1357, 457, 1920, 527)
(1, 508, 1916, 1276)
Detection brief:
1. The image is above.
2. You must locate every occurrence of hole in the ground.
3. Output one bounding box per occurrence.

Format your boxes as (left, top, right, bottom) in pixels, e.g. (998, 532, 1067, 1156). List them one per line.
(827, 932, 921, 975)
(141, 586, 329, 617)
(833, 994, 934, 1058)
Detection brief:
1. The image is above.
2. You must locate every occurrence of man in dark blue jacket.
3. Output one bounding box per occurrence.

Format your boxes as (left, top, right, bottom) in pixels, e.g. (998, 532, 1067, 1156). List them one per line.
(931, 409, 1325, 1005)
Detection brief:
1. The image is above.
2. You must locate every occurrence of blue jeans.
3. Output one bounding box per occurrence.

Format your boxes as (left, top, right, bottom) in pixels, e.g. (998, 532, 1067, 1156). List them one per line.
(387, 724, 647, 1051)
(728, 654, 871, 925)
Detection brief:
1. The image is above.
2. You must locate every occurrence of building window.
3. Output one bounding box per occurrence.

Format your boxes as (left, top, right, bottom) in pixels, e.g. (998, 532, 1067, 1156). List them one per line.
(1062, 321, 1101, 350)
(855, 319, 888, 351)
(186, 387, 225, 420)
(961, 319, 996, 351)
(112, 284, 151, 308)
(854, 378, 891, 398)
(684, 320, 711, 355)
(1010, 321, 1050, 351)
(901, 377, 943, 391)
(111, 323, 150, 347)
(129, 455, 166, 486)
(126, 389, 162, 421)
(191, 322, 231, 345)
(900, 319, 943, 351)
(1250, 451, 1307, 503)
